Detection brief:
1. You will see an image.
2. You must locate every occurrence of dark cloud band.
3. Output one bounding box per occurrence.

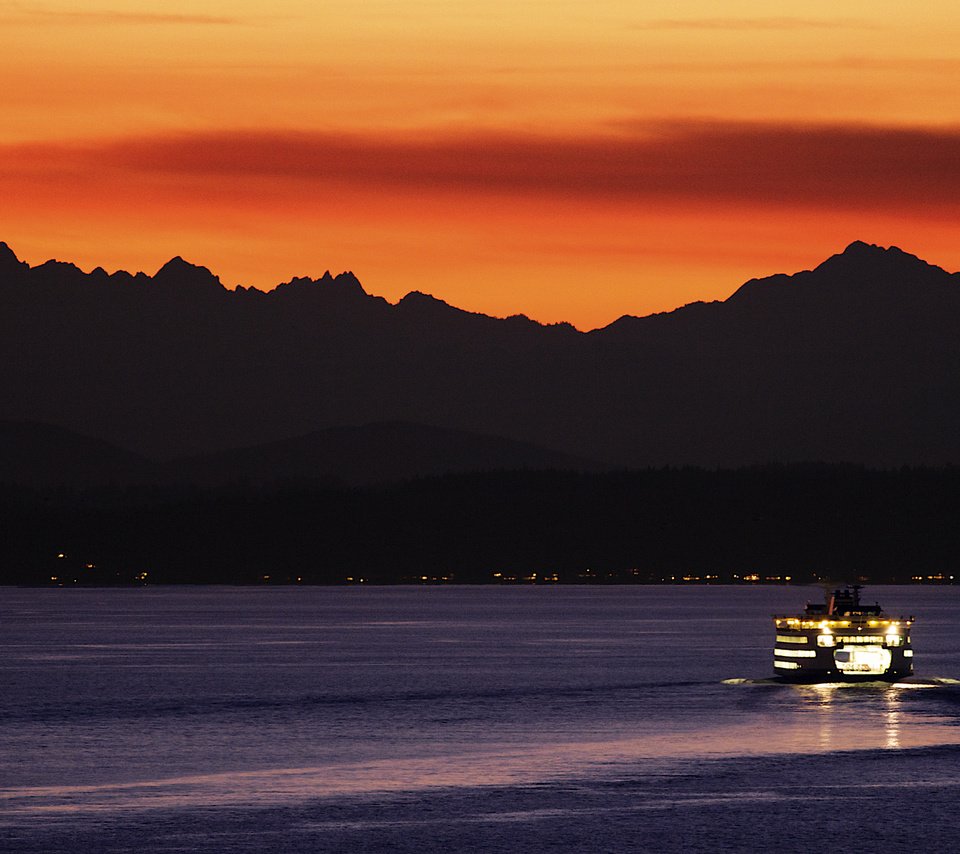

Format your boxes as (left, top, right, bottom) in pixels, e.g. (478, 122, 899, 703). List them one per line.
(6, 121, 960, 212)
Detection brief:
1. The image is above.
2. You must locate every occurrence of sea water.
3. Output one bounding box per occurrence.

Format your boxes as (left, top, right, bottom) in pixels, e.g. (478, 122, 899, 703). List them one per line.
(1, 585, 958, 853)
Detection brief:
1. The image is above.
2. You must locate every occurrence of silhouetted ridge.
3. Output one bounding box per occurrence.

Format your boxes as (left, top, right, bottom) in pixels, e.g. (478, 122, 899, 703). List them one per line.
(0, 419, 602, 488)
(814, 240, 946, 281)
(35, 259, 84, 280)
(396, 290, 486, 328)
(172, 420, 604, 487)
(4, 239, 960, 467)
(398, 290, 459, 312)
(0, 421, 154, 486)
(725, 241, 954, 307)
(273, 270, 370, 302)
(153, 256, 223, 293)
(0, 242, 25, 276)
(328, 270, 364, 294)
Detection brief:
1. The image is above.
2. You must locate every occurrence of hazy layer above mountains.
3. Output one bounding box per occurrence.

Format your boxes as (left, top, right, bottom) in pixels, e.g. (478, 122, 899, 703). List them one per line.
(2, 239, 959, 476)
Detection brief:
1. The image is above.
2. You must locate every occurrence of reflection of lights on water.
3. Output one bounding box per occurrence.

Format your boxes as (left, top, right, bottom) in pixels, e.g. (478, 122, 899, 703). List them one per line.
(799, 682, 915, 752)
(807, 682, 843, 697)
(884, 689, 901, 750)
(806, 683, 836, 750)
(730, 679, 959, 756)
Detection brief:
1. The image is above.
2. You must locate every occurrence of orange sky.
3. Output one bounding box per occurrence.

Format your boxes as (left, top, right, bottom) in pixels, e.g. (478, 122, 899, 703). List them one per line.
(3, 1, 960, 328)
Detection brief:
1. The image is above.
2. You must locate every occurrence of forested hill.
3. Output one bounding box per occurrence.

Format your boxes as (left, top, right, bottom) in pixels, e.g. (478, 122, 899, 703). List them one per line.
(4, 465, 958, 586)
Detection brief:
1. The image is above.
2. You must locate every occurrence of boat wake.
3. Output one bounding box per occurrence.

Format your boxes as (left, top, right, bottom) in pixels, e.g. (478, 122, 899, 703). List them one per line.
(723, 675, 959, 688)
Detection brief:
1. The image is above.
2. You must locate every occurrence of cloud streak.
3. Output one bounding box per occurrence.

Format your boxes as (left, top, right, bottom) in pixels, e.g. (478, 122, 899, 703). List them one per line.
(6, 121, 960, 214)
(2, 4, 237, 25)
(631, 17, 869, 31)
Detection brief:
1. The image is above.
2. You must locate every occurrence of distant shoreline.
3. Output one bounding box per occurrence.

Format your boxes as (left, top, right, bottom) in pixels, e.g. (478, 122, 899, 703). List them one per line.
(3, 465, 959, 587)
(14, 578, 957, 589)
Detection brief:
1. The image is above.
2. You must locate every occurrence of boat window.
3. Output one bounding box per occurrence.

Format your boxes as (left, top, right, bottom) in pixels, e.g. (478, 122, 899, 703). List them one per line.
(774, 648, 817, 658)
(833, 645, 892, 675)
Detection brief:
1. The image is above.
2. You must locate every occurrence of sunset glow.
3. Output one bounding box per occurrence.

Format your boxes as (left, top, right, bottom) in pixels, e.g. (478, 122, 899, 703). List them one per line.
(5, 0, 960, 328)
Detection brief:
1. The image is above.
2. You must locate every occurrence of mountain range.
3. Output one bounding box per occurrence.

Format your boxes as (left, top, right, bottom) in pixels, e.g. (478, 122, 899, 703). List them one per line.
(0, 419, 599, 488)
(2, 239, 959, 484)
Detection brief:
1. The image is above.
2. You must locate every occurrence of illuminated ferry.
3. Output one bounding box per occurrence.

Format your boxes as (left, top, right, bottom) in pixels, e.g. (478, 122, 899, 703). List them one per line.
(773, 585, 914, 682)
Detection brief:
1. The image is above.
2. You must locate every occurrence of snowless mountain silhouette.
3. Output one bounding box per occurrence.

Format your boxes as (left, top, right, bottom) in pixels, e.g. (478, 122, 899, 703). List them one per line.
(2, 240, 959, 472)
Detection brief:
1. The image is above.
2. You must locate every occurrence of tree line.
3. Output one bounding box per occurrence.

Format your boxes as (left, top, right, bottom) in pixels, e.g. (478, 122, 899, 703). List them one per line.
(3, 464, 959, 585)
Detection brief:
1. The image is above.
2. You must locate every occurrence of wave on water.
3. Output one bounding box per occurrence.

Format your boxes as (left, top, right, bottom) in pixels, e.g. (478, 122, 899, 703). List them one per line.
(722, 675, 960, 688)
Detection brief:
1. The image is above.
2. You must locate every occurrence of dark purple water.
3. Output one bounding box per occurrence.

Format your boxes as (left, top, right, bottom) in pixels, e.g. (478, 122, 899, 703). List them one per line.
(2, 586, 958, 852)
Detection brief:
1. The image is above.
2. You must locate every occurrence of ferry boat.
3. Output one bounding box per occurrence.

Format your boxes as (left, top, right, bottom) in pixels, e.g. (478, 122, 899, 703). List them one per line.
(773, 585, 914, 682)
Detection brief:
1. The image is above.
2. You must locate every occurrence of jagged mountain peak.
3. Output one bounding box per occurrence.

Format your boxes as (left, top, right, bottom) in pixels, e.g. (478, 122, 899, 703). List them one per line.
(4, 238, 960, 467)
(814, 240, 942, 278)
(0, 241, 23, 269)
(0, 244, 29, 280)
(313, 270, 365, 290)
(153, 256, 223, 291)
(399, 290, 449, 307)
(273, 269, 369, 299)
(321, 270, 365, 294)
(840, 239, 885, 256)
(37, 258, 83, 275)
(725, 240, 954, 307)
(397, 290, 474, 318)
(397, 291, 490, 325)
